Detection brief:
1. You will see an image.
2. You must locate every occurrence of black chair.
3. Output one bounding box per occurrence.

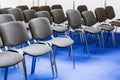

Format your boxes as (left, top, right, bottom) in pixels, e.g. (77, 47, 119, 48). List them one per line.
(77, 5, 88, 13)
(16, 5, 29, 11)
(51, 4, 63, 10)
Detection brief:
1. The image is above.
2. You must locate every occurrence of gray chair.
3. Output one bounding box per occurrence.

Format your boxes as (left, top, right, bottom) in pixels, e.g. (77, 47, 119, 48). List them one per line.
(16, 5, 29, 11)
(77, 5, 88, 13)
(39, 5, 51, 15)
(23, 9, 36, 23)
(30, 6, 40, 12)
(28, 17, 75, 69)
(0, 21, 57, 78)
(0, 8, 11, 14)
(0, 24, 26, 80)
(105, 6, 120, 32)
(51, 9, 68, 35)
(81, 11, 102, 50)
(51, 4, 63, 10)
(95, 7, 116, 48)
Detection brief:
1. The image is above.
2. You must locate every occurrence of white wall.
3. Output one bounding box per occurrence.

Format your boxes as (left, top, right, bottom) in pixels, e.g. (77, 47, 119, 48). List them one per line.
(0, 0, 120, 18)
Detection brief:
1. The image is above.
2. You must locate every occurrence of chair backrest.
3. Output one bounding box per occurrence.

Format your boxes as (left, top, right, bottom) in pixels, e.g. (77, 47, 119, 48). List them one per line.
(29, 18, 53, 40)
(77, 5, 88, 13)
(0, 14, 15, 24)
(66, 9, 82, 29)
(0, 7, 11, 14)
(23, 9, 36, 22)
(34, 11, 52, 24)
(51, 9, 66, 24)
(31, 6, 40, 12)
(0, 21, 30, 46)
(81, 11, 97, 26)
(95, 7, 107, 22)
(16, 5, 29, 11)
(6, 8, 24, 21)
(105, 6, 115, 19)
(39, 6, 51, 14)
(51, 4, 63, 10)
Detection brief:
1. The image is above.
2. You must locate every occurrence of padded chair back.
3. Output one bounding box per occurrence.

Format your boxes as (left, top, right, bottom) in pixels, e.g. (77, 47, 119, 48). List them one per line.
(77, 5, 88, 13)
(95, 7, 107, 22)
(31, 6, 40, 11)
(39, 6, 51, 14)
(0, 14, 15, 24)
(0, 7, 11, 14)
(6, 8, 24, 21)
(51, 4, 63, 10)
(105, 6, 115, 19)
(66, 9, 82, 29)
(51, 9, 66, 24)
(29, 18, 53, 39)
(23, 9, 36, 22)
(81, 11, 97, 26)
(34, 11, 52, 24)
(16, 5, 29, 11)
(0, 21, 30, 46)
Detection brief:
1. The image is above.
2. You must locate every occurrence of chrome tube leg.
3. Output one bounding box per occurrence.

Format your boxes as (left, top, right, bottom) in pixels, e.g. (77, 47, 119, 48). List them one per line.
(83, 32, 90, 58)
(70, 46, 75, 69)
(112, 31, 116, 47)
(22, 57, 27, 80)
(98, 33, 102, 50)
(101, 31, 104, 49)
(31, 57, 36, 75)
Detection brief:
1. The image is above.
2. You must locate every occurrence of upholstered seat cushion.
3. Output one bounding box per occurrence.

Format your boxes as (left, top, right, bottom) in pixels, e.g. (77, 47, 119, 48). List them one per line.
(0, 51, 23, 67)
(109, 21, 120, 27)
(49, 37, 74, 47)
(51, 25, 68, 32)
(21, 44, 52, 56)
(98, 24, 114, 31)
(83, 27, 101, 34)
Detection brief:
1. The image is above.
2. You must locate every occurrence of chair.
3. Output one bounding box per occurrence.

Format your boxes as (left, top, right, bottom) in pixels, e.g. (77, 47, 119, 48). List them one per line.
(0, 21, 57, 78)
(23, 9, 36, 23)
(0, 8, 11, 14)
(81, 11, 102, 50)
(6, 8, 24, 21)
(51, 4, 63, 10)
(0, 23, 26, 80)
(77, 5, 88, 13)
(28, 17, 75, 69)
(51, 9, 68, 35)
(16, 5, 29, 11)
(30, 6, 40, 12)
(105, 6, 120, 32)
(95, 7, 116, 48)
(39, 5, 51, 15)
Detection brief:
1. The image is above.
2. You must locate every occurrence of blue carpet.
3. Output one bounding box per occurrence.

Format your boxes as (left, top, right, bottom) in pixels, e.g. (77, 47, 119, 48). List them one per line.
(1, 32, 120, 80)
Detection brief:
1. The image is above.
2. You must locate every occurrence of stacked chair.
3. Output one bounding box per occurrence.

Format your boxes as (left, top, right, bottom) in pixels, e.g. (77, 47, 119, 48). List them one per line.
(16, 5, 29, 11)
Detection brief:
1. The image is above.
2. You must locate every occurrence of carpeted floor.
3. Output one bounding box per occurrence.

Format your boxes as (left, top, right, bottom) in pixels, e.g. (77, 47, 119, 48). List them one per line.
(1, 32, 120, 80)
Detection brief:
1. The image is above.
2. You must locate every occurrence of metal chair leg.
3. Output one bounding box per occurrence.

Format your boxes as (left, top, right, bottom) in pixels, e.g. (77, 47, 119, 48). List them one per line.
(112, 31, 116, 47)
(98, 34, 102, 50)
(4, 67, 8, 80)
(70, 46, 75, 69)
(31, 57, 36, 75)
(101, 31, 104, 49)
(22, 57, 27, 80)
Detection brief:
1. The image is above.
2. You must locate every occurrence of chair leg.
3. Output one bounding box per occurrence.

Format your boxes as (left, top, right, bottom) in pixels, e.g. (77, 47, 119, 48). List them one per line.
(97, 34, 102, 50)
(22, 57, 27, 80)
(101, 31, 104, 49)
(31, 57, 36, 75)
(70, 46, 75, 69)
(4, 67, 8, 80)
(112, 31, 116, 47)
(83, 32, 90, 58)
(106, 32, 110, 42)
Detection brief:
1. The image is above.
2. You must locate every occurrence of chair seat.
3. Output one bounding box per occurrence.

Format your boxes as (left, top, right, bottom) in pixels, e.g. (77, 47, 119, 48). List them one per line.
(21, 44, 52, 56)
(98, 24, 114, 31)
(48, 37, 74, 47)
(0, 51, 23, 67)
(83, 27, 101, 34)
(109, 21, 120, 26)
(51, 25, 68, 32)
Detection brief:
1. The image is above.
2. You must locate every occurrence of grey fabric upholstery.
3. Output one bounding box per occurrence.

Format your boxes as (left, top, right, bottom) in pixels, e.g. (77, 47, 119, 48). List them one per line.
(95, 8, 107, 22)
(34, 11, 52, 24)
(0, 37, 3, 47)
(109, 21, 120, 26)
(49, 37, 73, 47)
(0, 51, 23, 67)
(51, 25, 68, 32)
(83, 27, 101, 34)
(0, 8, 11, 14)
(29, 18, 53, 39)
(39, 6, 51, 15)
(51, 9, 66, 24)
(66, 9, 82, 29)
(77, 5, 88, 13)
(98, 24, 114, 31)
(81, 11, 97, 26)
(51, 5, 63, 10)
(31, 6, 40, 11)
(23, 9, 36, 22)
(16, 5, 29, 11)
(21, 44, 51, 56)
(105, 6, 115, 19)
(0, 14, 15, 24)
(6, 8, 24, 21)
(0, 21, 30, 46)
